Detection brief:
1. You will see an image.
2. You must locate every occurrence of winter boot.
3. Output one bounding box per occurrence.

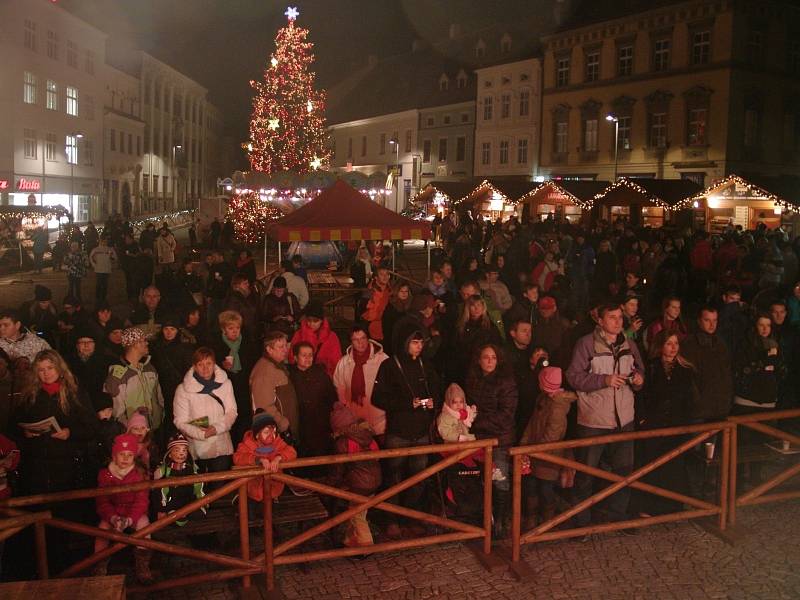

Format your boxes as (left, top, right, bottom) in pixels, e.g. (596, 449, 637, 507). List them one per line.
(134, 548, 154, 585)
(492, 490, 511, 539)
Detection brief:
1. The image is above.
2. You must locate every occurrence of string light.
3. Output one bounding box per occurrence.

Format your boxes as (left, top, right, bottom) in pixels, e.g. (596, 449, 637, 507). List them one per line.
(247, 6, 330, 175)
(226, 191, 281, 244)
(593, 177, 672, 210)
(676, 174, 799, 214)
(517, 181, 593, 210)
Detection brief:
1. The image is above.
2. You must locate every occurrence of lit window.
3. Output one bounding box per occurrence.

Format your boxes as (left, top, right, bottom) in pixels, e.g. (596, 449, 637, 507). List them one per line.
(555, 121, 568, 154)
(438, 138, 447, 162)
(583, 119, 598, 152)
(66, 86, 78, 116)
(24, 72, 37, 104)
(24, 129, 37, 159)
(46, 133, 57, 161)
(688, 108, 707, 146)
(617, 116, 632, 150)
(556, 56, 570, 87)
(481, 142, 491, 165)
(66, 135, 78, 164)
(46, 80, 58, 110)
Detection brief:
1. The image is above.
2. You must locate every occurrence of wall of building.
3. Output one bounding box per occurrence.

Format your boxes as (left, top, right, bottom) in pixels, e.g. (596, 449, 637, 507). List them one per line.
(474, 58, 541, 179)
(418, 100, 475, 188)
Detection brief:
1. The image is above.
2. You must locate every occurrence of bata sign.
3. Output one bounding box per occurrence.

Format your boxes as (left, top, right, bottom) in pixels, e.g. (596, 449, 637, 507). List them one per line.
(16, 177, 41, 191)
(0, 179, 9, 190)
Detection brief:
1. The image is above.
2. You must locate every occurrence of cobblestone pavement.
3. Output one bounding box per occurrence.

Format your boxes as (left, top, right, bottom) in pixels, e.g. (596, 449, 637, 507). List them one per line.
(148, 501, 800, 600)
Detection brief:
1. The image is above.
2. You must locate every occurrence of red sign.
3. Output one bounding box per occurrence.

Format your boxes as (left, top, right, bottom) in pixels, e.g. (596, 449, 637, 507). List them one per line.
(17, 178, 41, 191)
(0, 180, 8, 190)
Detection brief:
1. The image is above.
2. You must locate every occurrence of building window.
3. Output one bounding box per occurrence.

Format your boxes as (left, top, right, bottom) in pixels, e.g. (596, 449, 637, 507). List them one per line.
(347, 138, 353, 159)
(426, 116, 434, 127)
(47, 30, 59, 60)
(519, 89, 530, 116)
(405, 129, 412, 153)
(85, 50, 95, 75)
(379, 133, 385, 155)
(653, 38, 670, 71)
(691, 30, 710, 65)
(66, 86, 78, 116)
(618, 115, 632, 150)
(746, 30, 763, 65)
(583, 119, 598, 152)
(456, 136, 466, 161)
(128, 133, 133, 155)
(423, 139, 431, 163)
(24, 129, 37, 159)
(110, 128, 116, 151)
(617, 44, 634, 77)
(439, 75, 449, 91)
(137, 135, 142, 156)
(481, 142, 491, 165)
(456, 70, 467, 88)
(501, 93, 511, 119)
(66, 135, 78, 165)
(67, 40, 78, 68)
(556, 56, 570, 87)
(438, 139, 448, 162)
(84, 95, 95, 120)
(443, 115, 451, 125)
(585, 51, 600, 82)
(555, 121, 568, 154)
(46, 80, 58, 110)
(501, 34, 512, 53)
(483, 96, 493, 120)
(517, 139, 528, 164)
(46, 133, 57, 161)
(361, 135, 367, 157)
(499, 140, 509, 164)
(84, 140, 94, 165)
(461, 112, 469, 123)
(23, 71, 37, 104)
(688, 108, 707, 146)
(475, 40, 486, 58)
(744, 108, 760, 148)
(24, 20, 37, 51)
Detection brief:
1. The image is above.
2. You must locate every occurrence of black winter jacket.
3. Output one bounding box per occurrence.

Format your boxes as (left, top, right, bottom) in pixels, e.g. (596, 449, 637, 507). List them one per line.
(465, 369, 518, 446)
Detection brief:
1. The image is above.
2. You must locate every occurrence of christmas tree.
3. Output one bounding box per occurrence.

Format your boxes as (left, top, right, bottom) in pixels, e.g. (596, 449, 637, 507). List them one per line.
(227, 191, 282, 245)
(248, 6, 330, 174)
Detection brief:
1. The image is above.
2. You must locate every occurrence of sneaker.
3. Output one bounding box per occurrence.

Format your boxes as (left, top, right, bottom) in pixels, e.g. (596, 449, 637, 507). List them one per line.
(288, 484, 314, 497)
(491, 467, 507, 482)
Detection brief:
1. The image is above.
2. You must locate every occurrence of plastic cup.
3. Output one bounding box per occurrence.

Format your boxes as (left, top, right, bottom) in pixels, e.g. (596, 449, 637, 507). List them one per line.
(704, 442, 715, 460)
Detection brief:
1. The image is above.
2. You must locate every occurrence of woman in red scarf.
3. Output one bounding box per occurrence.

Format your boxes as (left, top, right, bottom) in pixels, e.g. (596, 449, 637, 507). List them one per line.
(289, 302, 342, 377)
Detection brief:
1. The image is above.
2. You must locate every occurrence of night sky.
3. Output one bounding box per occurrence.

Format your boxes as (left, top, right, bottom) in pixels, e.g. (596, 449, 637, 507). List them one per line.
(59, 0, 557, 142)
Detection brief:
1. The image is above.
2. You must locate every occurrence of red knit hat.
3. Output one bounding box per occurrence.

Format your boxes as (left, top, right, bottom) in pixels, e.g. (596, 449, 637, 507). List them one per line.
(538, 366, 564, 395)
(112, 433, 139, 456)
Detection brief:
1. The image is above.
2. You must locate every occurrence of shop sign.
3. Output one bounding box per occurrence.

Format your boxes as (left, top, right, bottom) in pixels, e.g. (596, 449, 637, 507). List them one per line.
(15, 177, 42, 192)
(0, 179, 9, 190)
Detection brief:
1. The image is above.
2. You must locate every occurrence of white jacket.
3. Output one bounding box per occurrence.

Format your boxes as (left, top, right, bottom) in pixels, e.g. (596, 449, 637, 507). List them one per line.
(173, 366, 238, 460)
(155, 233, 177, 265)
(332, 341, 388, 435)
(89, 245, 117, 274)
(266, 271, 309, 309)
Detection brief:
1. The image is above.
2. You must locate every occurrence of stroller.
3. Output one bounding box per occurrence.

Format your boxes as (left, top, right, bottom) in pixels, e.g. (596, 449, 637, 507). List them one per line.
(429, 420, 485, 525)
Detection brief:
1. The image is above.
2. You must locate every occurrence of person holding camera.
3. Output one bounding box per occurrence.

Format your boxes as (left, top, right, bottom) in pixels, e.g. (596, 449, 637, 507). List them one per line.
(372, 323, 442, 540)
(566, 303, 644, 532)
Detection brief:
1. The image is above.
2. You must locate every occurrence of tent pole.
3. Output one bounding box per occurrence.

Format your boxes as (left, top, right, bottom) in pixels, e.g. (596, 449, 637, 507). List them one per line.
(277, 241, 281, 271)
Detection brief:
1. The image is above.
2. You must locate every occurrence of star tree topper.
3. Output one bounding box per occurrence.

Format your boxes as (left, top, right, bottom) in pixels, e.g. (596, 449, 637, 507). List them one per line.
(285, 6, 299, 21)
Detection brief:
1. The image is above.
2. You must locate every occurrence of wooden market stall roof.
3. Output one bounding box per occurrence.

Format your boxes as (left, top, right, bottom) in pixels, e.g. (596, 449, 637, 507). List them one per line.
(518, 180, 610, 209)
(268, 179, 431, 242)
(412, 180, 484, 207)
(593, 177, 702, 209)
(686, 174, 800, 213)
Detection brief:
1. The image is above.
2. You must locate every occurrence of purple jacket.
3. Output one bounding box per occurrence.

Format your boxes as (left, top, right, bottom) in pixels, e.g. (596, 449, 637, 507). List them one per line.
(566, 327, 644, 429)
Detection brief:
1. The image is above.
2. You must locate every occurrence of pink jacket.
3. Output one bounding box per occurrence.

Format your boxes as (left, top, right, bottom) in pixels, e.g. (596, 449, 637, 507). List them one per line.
(96, 464, 148, 523)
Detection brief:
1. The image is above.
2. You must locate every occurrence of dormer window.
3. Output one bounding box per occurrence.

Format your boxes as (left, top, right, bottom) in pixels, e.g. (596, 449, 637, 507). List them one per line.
(456, 69, 467, 89)
(501, 33, 512, 53)
(439, 74, 449, 91)
(475, 39, 486, 58)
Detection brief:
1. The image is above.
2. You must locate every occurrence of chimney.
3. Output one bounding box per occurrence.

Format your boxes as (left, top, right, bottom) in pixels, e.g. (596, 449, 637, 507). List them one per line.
(449, 23, 461, 40)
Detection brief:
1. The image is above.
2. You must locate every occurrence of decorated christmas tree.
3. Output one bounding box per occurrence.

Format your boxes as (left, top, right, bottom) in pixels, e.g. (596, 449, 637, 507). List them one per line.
(227, 191, 282, 245)
(248, 6, 330, 174)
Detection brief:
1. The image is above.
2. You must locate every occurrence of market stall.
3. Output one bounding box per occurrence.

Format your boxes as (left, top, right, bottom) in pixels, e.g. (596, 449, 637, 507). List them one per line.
(592, 177, 701, 228)
(0, 204, 72, 269)
(517, 180, 607, 224)
(683, 174, 800, 234)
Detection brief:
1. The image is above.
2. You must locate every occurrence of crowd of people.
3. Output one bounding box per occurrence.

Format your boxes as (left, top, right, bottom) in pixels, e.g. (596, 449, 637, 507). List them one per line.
(0, 208, 798, 582)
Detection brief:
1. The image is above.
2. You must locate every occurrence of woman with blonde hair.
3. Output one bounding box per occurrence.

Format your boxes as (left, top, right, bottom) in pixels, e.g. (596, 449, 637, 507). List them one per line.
(453, 295, 502, 385)
(12, 349, 96, 575)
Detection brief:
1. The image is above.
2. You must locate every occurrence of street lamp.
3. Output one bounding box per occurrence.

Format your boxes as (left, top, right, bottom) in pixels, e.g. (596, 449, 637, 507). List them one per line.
(388, 137, 400, 211)
(172, 144, 182, 209)
(68, 132, 84, 217)
(605, 115, 619, 181)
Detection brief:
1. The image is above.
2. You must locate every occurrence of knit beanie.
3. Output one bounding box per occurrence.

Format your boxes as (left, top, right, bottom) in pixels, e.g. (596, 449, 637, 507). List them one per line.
(330, 401, 358, 433)
(538, 366, 564, 395)
(252, 411, 277, 436)
(112, 433, 139, 456)
(35, 285, 52, 301)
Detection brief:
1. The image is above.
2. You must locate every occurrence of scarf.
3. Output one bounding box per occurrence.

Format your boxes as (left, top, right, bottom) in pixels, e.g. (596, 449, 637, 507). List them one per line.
(42, 381, 61, 396)
(350, 346, 371, 406)
(222, 334, 242, 372)
(108, 461, 135, 480)
(192, 371, 225, 412)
